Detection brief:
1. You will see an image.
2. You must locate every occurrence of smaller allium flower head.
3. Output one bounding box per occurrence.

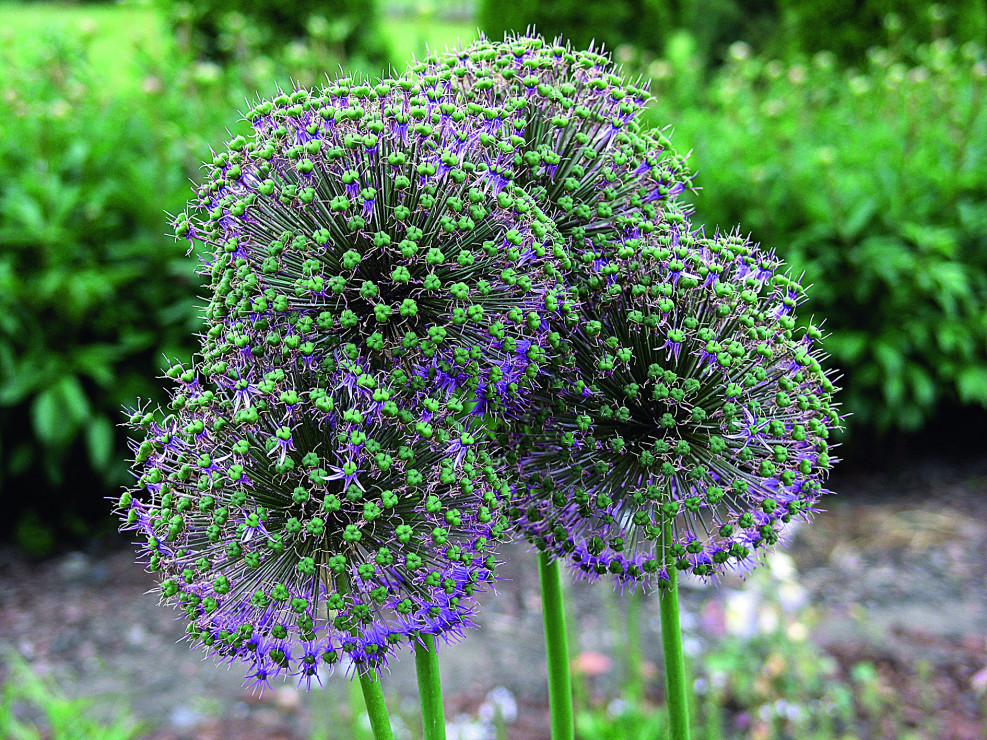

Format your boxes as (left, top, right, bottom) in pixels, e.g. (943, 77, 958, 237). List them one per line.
(407, 33, 693, 262)
(115, 358, 508, 688)
(177, 77, 576, 420)
(510, 223, 841, 588)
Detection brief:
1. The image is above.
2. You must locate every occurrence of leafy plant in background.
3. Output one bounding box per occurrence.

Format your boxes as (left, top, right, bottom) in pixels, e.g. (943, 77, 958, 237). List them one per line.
(0, 655, 144, 740)
(477, 0, 782, 62)
(0, 12, 381, 552)
(0, 31, 215, 548)
(776, 0, 987, 64)
(646, 33, 987, 436)
(161, 0, 389, 65)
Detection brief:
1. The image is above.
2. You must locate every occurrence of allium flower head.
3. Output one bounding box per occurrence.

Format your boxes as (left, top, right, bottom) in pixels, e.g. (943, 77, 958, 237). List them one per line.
(408, 33, 693, 272)
(116, 357, 508, 687)
(510, 223, 841, 588)
(176, 77, 577, 420)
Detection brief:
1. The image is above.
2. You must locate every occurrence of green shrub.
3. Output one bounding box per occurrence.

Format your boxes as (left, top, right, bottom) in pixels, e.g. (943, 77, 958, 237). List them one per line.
(163, 0, 388, 65)
(647, 38, 987, 434)
(0, 32, 233, 544)
(778, 0, 987, 64)
(477, 0, 779, 63)
(478, 0, 667, 55)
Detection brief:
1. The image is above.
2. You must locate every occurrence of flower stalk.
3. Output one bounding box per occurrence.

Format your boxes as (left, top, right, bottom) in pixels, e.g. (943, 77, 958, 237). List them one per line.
(660, 520, 691, 740)
(358, 669, 395, 740)
(414, 634, 447, 740)
(538, 552, 574, 740)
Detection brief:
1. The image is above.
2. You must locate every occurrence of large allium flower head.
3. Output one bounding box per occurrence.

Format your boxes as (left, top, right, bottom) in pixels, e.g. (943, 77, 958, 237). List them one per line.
(511, 222, 841, 589)
(176, 76, 577, 421)
(407, 34, 694, 263)
(115, 360, 509, 687)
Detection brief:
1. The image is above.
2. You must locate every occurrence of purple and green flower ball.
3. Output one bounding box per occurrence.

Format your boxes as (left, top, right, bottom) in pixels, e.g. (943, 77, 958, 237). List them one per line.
(509, 223, 841, 588)
(177, 77, 577, 422)
(116, 358, 508, 688)
(408, 33, 694, 275)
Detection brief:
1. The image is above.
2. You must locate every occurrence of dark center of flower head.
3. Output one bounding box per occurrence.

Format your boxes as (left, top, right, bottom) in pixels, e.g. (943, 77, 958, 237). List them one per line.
(513, 225, 840, 587)
(182, 78, 578, 423)
(118, 363, 507, 686)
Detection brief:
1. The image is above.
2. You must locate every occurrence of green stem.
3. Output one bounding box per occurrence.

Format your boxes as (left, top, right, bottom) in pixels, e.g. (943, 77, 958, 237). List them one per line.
(626, 588, 644, 708)
(538, 552, 575, 740)
(358, 668, 395, 740)
(414, 633, 447, 740)
(660, 522, 692, 740)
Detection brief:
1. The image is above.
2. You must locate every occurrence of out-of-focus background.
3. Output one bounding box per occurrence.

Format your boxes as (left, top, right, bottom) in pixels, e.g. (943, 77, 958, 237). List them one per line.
(0, 0, 985, 737)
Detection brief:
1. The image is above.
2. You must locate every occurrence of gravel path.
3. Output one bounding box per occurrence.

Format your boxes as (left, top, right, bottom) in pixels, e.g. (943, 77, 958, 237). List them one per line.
(1, 458, 985, 739)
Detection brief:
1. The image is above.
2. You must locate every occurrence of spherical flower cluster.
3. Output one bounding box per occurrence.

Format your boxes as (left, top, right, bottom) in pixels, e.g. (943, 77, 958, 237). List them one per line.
(118, 356, 508, 685)
(508, 224, 841, 588)
(407, 33, 694, 277)
(178, 77, 577, 420)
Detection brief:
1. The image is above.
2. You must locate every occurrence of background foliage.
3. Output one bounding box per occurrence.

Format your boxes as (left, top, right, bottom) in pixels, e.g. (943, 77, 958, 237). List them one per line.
(644, 35, 987, 433)
(478, 0, 987, 63)
(0, 0, 985, 552)
(162, 0, 388, 63)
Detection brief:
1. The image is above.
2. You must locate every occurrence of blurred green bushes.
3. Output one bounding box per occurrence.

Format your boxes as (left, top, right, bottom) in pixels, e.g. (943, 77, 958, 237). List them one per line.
(777, 0, 987, 63)
(0, 33, 212, 545)
(644, 37, 987, 433)
(162, 0, 388, 64)
(478, 0, 779, 60)
(478, 0, 987, 64)
(0, 14, 356, 551)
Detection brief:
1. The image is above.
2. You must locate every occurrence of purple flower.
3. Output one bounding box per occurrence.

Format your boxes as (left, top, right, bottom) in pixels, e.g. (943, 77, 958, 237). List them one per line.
(115, 362, 508, 687)
(183, 78, 577, 422)
(507, 222, 841, 589)
(405, 33, 695, 282)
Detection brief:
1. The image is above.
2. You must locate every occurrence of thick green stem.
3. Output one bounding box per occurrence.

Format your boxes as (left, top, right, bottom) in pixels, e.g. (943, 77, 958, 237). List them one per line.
(626, 588, 644, 708)
(414, 633, 447, 740)
(660, 522, 692, 740)
(358, 669, 395, 740)
(538, 552, 575, 740)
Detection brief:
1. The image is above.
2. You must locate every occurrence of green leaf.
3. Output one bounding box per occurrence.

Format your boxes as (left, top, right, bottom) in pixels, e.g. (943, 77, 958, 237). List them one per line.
(838, 198, 877, 242)
(29, 376, 90, 447)
(957, 366, 987, 404)
(31, 387, 62, 446)
(86, 416, 115, 472)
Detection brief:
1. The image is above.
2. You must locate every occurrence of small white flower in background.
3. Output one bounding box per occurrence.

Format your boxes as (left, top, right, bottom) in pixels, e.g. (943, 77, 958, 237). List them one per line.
(478, 686, 517, 724)
(607, 698, 630, 718)
(767, 552, 796, 582)
(786, 621, 809, 642)
(725, 589, 759, 639)
(729, 41, 752, 62)
(447, 715, 492, 740)
(778, 581, 808, 613)
(684, 637, 703, 657)
(757, 604, 780, 634)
